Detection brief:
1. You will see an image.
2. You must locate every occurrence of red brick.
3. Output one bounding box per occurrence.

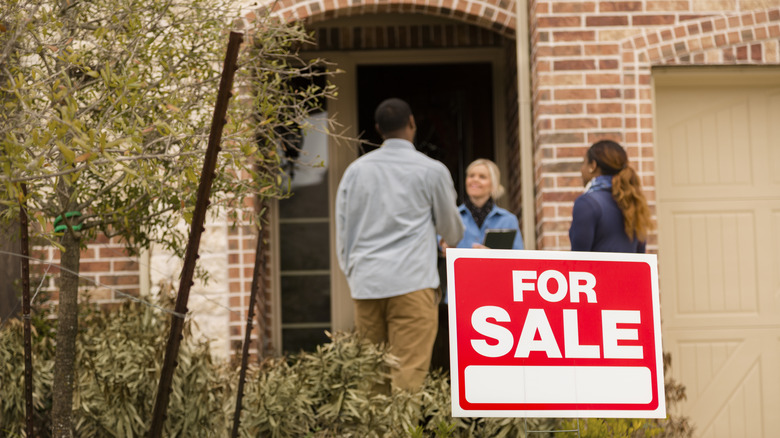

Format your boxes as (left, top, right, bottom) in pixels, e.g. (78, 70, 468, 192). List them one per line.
(538, 132, 585, 144)
(553, 88, 598, 99)
(587, 102, 623, 113)
(98, 274, 138, 286)
(553, 45, 582, 56)
(587, 132, 623, 143)
(113, 260, 139, 271)
(540, 191, 580, 203)
(554, 59, 596, 70)
(538, 103, 585, 114)
(538, 16, 582, 27)
(585, 73, 620, 85)
(599, 59, 619, 69)
(633, 15, 675, 26)
(553, 30, 596, 42)
(555, 118, 599, 130)
(81, 261, 111, 272)
(646, 0, 689, 12)
(751, 44, 762, 61)
(553, 2, 596, 13)
(600, 89, 621, 99)
(736, 45, 748, 60)
(599, 1, 641, 12)
(99, 247, 129, 258)
(584, 44, 620, 55)
(586, 16, 628, 26)
(535, 45, 553, 57)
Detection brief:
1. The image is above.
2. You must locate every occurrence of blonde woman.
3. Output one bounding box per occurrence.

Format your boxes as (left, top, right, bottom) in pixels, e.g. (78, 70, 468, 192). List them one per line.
(570, 140, 651, 253)
(441, 158, 524, 250)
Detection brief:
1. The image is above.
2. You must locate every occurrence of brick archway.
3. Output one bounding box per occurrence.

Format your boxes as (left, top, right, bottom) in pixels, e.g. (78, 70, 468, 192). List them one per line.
(620, 7, 780, 193)
(244, 0, 518, 37)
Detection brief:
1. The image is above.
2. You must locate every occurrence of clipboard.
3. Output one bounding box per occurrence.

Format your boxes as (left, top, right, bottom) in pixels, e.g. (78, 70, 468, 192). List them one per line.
(482, 229, 517, 249)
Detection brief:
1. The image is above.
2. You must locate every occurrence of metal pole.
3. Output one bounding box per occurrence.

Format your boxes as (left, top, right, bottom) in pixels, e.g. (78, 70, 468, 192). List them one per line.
(19, 183, 34, 437)
(147, 30, 244, 437)
(230, 214, 266, 437)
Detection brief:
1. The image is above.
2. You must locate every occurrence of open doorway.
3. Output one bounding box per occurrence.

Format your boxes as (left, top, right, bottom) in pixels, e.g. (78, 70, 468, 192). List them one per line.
(357, 63, 495, 204)
(357, 62, 496, 370)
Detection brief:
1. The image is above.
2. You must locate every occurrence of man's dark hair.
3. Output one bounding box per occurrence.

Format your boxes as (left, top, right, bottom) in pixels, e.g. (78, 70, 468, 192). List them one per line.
(374, 98, 412, 136)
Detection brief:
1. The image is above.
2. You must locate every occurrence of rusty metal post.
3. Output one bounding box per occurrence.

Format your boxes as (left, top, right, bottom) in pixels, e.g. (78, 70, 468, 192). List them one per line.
(147, 30, 243, 438)
(19, 184, 34, 437)
(230, 213, 265, 437)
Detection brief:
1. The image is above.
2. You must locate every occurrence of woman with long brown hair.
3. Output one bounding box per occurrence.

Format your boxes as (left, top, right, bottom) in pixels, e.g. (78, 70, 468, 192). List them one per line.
(569, 140, 651, 253)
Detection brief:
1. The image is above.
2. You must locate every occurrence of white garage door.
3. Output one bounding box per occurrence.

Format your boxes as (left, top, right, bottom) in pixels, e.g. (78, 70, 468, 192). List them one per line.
(654, 67, 780, 438)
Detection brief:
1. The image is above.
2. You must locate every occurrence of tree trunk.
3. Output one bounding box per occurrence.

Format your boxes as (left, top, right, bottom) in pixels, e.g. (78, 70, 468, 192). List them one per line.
(0, 205, 21, 323)
(51, 228, 80, 438)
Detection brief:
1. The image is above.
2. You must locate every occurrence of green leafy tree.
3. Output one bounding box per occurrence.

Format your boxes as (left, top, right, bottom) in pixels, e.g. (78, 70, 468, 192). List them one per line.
(0, 0, 334, 435)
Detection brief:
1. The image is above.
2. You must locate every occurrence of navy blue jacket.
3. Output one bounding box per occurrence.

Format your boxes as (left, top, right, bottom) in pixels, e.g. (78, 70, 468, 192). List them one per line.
(569, 190, 645, 253)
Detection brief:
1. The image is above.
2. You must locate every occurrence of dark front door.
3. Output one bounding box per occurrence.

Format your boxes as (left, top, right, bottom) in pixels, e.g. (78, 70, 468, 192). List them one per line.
(357, 63, 495, 204)
(357, 63, 495, 371)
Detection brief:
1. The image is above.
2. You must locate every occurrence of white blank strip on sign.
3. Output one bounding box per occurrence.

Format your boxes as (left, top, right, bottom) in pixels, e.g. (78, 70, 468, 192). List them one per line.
(464, 366, 652, 404)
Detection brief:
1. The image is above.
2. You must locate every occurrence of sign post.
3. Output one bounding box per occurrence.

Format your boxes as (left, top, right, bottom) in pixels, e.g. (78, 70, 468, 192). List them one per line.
(446, 249, 665, 418)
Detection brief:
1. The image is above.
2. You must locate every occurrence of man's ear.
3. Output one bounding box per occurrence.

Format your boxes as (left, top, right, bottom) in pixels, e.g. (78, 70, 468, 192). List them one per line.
(408, 115, 416, 131)
(375, 123, 385, 140)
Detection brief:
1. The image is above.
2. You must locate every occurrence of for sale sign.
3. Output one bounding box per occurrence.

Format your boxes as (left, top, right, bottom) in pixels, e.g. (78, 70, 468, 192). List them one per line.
(446, 249, 665, 418)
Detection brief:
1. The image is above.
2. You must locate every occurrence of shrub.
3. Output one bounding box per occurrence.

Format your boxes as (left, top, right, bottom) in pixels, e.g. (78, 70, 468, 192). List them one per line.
(0, 297, 693, 437)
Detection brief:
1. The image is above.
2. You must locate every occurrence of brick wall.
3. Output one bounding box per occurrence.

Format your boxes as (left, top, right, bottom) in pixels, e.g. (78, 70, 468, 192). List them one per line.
(529, 1, 780, 250)
(32, 233, 141, 306)
(226, 219, 274, 360)
(242, 0, 518, 37)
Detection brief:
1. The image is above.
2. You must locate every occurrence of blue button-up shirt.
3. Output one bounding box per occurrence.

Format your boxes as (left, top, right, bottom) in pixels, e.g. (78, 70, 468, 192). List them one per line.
(336, 139, 464, 299)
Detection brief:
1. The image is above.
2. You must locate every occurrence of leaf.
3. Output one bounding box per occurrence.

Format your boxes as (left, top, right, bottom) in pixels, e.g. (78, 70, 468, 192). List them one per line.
(56, 141, 76, 163)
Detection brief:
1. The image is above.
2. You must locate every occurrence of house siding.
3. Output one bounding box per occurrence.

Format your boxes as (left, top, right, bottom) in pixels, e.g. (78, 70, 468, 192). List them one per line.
(529, 1, 780, 250)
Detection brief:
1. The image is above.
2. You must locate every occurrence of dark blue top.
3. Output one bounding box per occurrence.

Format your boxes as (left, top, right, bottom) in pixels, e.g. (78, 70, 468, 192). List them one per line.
(569, 178, 645, 253)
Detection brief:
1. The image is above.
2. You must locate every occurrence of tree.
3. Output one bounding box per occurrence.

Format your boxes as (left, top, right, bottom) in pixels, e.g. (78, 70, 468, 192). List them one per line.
(0, 0, 334, 435)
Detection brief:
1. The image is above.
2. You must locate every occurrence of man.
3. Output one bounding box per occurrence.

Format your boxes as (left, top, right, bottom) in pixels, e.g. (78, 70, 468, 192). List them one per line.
(336, 98, 464, 391)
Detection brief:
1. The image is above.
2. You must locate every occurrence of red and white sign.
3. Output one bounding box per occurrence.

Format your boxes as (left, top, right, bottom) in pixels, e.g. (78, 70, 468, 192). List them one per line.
(446, 249, 665, 418)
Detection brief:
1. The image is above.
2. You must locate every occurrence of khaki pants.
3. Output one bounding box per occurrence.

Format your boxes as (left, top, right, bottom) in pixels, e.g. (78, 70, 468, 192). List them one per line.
(354, 288, 439, 392)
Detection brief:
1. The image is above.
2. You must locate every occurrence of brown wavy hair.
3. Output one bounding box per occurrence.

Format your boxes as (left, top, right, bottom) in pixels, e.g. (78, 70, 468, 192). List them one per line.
(587, 140, 652, 242)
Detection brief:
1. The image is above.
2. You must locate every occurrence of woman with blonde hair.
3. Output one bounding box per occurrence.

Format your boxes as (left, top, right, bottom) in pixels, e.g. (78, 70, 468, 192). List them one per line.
(441, 158, 524, 250)
(570, 140, 651, 253)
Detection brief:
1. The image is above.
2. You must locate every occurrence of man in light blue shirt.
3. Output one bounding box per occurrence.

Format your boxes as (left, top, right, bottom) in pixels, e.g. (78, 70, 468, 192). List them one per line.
(336, 98, 463, 391)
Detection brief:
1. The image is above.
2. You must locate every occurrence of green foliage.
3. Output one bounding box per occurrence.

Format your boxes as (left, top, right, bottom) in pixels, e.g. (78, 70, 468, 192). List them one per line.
(0, 0, 335, 254)
(0, 316, 55, 437)
(0, 301, 694, 437)
(0, 296, 231, 437)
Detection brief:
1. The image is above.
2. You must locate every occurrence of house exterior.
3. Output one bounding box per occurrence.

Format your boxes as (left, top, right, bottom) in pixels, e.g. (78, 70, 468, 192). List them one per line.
(27, 0, 780, 435)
